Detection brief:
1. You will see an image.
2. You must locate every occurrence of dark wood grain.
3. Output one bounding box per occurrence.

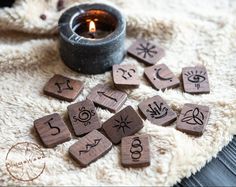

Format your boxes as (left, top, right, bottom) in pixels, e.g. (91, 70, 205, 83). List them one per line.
(102, 106, 143, 144)
(121, 135, 150, 168)
(34, 113, 71, 148)
(182, 66, 210, 94)
(138, 95, 177, 126)
(176, 103, 210, 136)
(44, 74, 84, 102)
(112, 64, 140, 87)
(67, 99, 101, 136)
(127, 39, 165, 65)
(87, 83, 127, 113)
(69, 130, 112, 167)
(144, 64, 180, 91)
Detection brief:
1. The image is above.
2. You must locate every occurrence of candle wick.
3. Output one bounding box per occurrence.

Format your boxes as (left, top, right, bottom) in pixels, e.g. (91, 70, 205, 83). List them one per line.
(89, 32, 95, 39)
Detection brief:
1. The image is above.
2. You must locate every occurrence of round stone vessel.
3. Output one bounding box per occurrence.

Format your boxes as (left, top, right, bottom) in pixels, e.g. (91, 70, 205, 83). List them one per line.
(58, 3, 126, 74)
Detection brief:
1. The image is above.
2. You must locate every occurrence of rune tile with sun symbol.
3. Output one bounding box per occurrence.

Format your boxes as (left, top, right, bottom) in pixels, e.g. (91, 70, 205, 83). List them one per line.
(113, 115, 131, 134)
(128, 39, 165, 65)
(102, 106, 144, 144)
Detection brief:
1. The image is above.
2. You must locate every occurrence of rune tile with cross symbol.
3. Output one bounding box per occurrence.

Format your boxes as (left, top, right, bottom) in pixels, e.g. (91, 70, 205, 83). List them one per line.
(44, 74, 84, 102)
(127, 39, 165, 65)
(176, 103, 210, 136)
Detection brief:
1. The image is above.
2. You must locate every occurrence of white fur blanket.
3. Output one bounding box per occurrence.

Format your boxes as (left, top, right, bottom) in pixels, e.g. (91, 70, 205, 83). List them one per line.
(0, 0, 236, 186)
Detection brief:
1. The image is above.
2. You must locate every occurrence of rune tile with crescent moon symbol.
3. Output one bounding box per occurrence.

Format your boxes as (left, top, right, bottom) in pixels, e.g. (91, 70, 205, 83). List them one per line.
(176, 103, 210, 136)
(144, 64, 180, 91)
(127, 39, 165, 65)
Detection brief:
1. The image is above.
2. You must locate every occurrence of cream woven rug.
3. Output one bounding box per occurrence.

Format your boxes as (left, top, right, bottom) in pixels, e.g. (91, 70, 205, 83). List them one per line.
(0, 0, 236, 186)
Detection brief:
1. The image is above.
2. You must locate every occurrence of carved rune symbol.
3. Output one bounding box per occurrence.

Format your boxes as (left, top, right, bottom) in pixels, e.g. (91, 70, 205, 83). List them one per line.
(97, 91, 117, 102)
(185, 70, 206, 90)
(136, 42, 158, 58)
(55, 79, 73, 93)
(113, 115, 131, 134)
(117, 68, 136, 80)
(79, 138, 102, 155)
(73, 107, 95, 126)
(44, 118, 60, 136)
(154, 68, 173, 82)
(146, 102, 168, 119)
(181, 107, 204, 125)
(130, 137, 143, 161)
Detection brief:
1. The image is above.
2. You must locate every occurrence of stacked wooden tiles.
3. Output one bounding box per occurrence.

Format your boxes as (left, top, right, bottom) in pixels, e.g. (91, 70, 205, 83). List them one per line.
(34, 39, 211, 168)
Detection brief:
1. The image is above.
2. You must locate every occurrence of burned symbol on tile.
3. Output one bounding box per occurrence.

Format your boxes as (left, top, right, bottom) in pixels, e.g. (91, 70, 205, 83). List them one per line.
(136, 42, 158, 58)
(79, 138, 102, 155)
(146, 102, 168, 119)
(113, 115, 131, 134)
(184, 70, 206, 90)
(73, 107, 95, 126)
(154, 68, 173, 82)
(97, 91, 117, 102)
(181, 107, 204, 126)
(130, 137, 143, 161)
(44, 118, 60, 136)
(117, 68, 136, 80)
(55, 79, 73, 93)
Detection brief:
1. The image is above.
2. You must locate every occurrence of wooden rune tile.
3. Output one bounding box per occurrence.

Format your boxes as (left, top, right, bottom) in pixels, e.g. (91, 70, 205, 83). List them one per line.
(69, 130, 112, 167)
(87, 84, 127, 113)
(127, 39, 165, 65)
(44, 74, 84, 102)
(102, 106, 143, 144)
(182, 66, 210, 94)
(121, 135, 150, 168)
(144, 64, 180, 91)
(138, 95, 177, 126)
(112, 64, 140, 87)
(67, 99, 101, 136)
(34, 113, 71, 148)
(176, 103, 210, 136)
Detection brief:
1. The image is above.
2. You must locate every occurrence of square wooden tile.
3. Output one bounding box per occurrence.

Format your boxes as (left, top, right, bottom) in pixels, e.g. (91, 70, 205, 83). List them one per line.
(121, 135, 150, 168)
(69, 130, 112, 167)
(176, 103, 210, 136)
(144, 64, 180, 91)
(138, 95, 177, 126)
(87, 84, 127, 113)
(67, 99, 101, 136)
(34, 113, 71, 148)
(127, 39, 165, 65)
(44, 74, 84, 102)
(102, 106, 143, 144)
(112, 64, 140, 87)
(182, 66, 210, 94)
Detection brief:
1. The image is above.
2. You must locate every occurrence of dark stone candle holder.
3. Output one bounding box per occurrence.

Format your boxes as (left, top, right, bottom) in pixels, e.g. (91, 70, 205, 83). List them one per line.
(58, 3, 126, 74)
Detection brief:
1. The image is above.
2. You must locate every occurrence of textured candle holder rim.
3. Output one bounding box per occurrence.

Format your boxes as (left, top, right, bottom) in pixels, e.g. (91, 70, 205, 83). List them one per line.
(59, 3, 125, 46)
(58, 3, 126, 74)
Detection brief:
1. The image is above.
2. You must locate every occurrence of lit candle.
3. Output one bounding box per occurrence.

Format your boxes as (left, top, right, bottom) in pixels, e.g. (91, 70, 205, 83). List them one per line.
(58, 3, 126, 74)
(72, 13, 116, 39)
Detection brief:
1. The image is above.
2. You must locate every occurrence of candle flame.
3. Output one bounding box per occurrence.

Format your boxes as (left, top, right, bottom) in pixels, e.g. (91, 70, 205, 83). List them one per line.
(89, 21, 96, 33)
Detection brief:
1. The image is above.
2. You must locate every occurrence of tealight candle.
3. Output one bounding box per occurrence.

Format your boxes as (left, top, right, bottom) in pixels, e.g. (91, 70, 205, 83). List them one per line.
(58, 3, 126, 74)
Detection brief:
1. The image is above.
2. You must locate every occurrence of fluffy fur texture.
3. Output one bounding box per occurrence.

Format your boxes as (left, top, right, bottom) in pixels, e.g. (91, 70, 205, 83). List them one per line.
(0, 0, 236, 186)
